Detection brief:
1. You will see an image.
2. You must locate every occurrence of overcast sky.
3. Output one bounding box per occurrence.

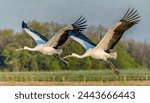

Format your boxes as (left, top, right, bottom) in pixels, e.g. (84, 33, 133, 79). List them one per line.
(0, 0, 149, 42)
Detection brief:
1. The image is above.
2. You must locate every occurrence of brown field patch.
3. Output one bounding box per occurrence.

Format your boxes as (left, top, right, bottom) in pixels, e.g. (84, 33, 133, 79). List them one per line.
(0, 81, 150, 86)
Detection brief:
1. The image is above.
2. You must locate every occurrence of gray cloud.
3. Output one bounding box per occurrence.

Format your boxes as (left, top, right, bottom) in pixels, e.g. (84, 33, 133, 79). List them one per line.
(0, 0, 149, 42)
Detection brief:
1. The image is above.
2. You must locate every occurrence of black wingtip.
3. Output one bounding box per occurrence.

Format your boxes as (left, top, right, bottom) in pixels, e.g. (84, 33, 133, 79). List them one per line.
(120, 8, 140, 24)
(72, 16, 87, 31)
(22, 21, 28, 29)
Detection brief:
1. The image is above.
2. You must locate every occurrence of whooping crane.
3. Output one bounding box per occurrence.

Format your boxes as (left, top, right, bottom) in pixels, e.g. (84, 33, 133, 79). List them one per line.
(64, 8, 140, 75)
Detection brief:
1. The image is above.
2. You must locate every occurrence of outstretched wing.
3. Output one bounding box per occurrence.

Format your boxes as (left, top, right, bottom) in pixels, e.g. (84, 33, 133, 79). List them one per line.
(22, 21, 48, 45)
(44, 26, 70, 49)
(71, 16, 87, 32)
(44, 16, 89, 49)
(68, 31, 96, 50)
(69, 16, 96, 50)
(95, 8, 140, 51)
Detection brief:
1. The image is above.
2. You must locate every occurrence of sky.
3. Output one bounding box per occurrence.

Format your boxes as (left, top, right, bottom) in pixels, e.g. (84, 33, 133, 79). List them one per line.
(0, 0, 149, 42)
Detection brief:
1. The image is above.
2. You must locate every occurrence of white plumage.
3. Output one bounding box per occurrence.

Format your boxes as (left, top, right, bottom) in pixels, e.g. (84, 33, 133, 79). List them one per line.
(16, 17, 88, 65)
(64, 8, 140, 75)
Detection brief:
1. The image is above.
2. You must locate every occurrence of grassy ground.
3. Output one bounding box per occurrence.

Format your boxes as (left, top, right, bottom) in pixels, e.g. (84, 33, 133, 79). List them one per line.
(1, 81, 150, 86)
(0, 69, 150, 77)
(0, 69, 150, 86)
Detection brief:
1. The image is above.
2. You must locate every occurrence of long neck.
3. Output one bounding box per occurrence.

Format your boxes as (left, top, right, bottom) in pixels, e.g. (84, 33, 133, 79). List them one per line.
(72, 53, 86, 59)
(24, 46, 36, 51)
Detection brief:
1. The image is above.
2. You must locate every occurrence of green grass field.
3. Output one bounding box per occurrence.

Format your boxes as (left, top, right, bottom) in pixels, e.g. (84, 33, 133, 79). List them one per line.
(1, 68, 150, 76)
(0, 69, 150, 86)
(0, 69, 150, 81)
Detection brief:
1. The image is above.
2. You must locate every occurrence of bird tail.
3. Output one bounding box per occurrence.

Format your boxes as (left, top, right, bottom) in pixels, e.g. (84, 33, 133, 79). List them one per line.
(109, 52, 117, 59)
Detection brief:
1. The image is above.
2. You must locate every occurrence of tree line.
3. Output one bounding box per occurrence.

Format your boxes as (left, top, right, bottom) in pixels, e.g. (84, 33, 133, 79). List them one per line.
(0, 20, 148, 71)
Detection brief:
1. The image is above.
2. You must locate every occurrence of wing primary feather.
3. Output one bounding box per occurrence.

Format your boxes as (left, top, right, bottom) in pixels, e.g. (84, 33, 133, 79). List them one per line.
(22, 21, 48, 44)
(128, 13, 139, 20)
(77, 24, 88, 28)
(121, 8, 139, 21)
(74, 21, 87, 29)
(74, 16, 83, 24)
(125, 8, 134, 18)
(134, 20, 141, 22)
(121, 8, 131, 20)
(120, 8, 140, 22)
(129, 16, 141, 22)
(74, 17, 86, 25)
(96, 8, 140, 51)
(130, 20, 141, 24)
(74, 18, 87, 25)
(22, 21, 28, 28)
(73, 16, 86, 25)
(73, 22, 87, 28)
(75, 20, 87, 26)
(72, 16, 87, 31)
(127, 10, 138, 19)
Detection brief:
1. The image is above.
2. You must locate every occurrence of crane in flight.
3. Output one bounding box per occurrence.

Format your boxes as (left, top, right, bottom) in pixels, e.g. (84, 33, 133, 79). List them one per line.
(64, 8, 140, 75)
(16, 17, 87, 65)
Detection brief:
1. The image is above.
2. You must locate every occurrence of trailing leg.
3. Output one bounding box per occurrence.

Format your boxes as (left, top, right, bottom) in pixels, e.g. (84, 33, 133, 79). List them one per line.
(54, 54, 69, 65)
(105, 60, 120, 75)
